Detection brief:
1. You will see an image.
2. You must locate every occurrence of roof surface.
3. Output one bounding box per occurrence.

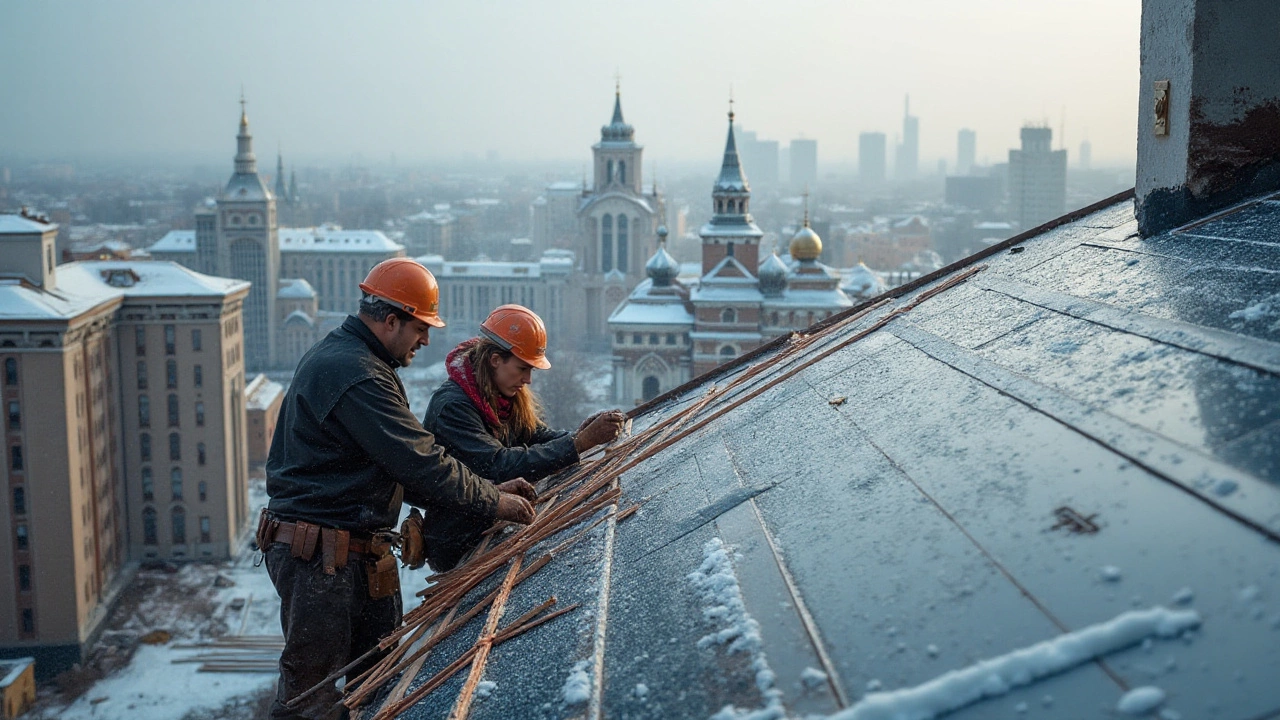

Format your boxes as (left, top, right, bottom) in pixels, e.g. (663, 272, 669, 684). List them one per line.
(370, 190, 1280, 720)
(0, 214, 55, 234)
(0, 261, 247, 321)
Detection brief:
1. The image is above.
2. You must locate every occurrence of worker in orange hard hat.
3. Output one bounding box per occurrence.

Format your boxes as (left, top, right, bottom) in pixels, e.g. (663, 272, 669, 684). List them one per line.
(261, 259, 536, 720)
(423, 303, 626, 496)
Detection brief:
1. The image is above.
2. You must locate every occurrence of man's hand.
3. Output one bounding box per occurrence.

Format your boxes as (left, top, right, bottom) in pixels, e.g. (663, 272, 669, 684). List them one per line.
(575, 409, 625, 453)
(496, 478, 536, 503)
(495, 492, 535, 524)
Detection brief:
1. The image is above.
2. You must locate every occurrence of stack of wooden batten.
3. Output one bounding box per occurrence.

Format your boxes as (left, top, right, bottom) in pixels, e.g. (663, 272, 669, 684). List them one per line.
(292, 267, 980, 719)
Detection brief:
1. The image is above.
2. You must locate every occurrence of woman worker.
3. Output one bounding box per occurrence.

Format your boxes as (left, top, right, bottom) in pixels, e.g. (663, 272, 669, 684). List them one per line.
(422, 304, 625, 491)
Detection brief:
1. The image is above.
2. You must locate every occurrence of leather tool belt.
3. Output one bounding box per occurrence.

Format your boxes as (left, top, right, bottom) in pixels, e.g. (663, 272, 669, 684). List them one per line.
(256, 509, 400, 599)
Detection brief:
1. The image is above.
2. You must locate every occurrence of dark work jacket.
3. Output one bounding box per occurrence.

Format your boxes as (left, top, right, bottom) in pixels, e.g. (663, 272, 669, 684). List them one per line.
(422, 379, 579, 484)
(266, 316, 499, 533)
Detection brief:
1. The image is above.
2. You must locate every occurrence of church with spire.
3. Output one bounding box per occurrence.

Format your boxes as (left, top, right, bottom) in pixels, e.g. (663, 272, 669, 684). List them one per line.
(530, 85, 665, 345)
(608, 107, 852, 404)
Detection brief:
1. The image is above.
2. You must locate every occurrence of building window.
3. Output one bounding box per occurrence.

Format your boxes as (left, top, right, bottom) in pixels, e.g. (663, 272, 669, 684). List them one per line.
(726, 241, 735, 257)
(172, 507, 186, 545)
(195, 402, 205, 427)
(10, 445, 21, 471)
(136, 326, 146, 355)
(632, 333, 642, 344)
(171, 468, 183, 501)
(166, 359, 178, 389)
(137, 360, 147, 390)
(721, 308, 737, 323)
(4, 358, 15, 385)
(606, 160, 614, 185)
(198, 480, 207, 501)
(191, 328, 202, 352)
(164, 325, 175, 355)
(140, 433, 151, 462)
(617, 215, 629, 273)
(601, 214, 614, 272)
(169, 432, 181, 461)
(12, 486, 25, 515)
(15, 524, 28, 550)
(142, 467, 154, 501)
(642, 376, 660, 401)
(7, 401, 19, 430)
(168, 394, 179, 427)
(21, 609, 33, 635)
(719, 345, 736, 358)
(139, 395, 150, 428)
(649, 333, 659, 345)
(18, 565, 30, 592)
(200, 516, 211, 543)
(197, 443, 206, 467)
(618, 160, 626, 185)
(194, 365, 203, 388)
(666, 333, 676, 345)
(143, 507, 157, 545)
(616, 333, 624, 344)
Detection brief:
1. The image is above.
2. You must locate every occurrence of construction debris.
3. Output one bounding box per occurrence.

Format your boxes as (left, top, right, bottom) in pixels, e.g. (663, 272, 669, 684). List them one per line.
(170, 635, 284, 674)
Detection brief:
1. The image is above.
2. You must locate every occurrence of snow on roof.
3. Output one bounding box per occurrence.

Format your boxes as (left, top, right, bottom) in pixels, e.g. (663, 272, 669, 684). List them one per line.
(547, 181, 581, 191)
(245, 374, 284, 410)
(0, 657, 33, 687)
(278, 278, 316, 299)
(151, 228, 404, 254)
(0, 214, 55, 234)
(608, 279, 695, 327)
(763, 288, 854, 308)
(0, 261, 248, 321)
(279, 228, 402, 253)
(690, 284, 764, 303)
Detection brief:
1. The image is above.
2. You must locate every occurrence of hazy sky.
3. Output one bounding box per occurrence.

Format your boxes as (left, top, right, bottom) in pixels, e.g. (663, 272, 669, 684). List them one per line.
(1, 0, 1141, 170)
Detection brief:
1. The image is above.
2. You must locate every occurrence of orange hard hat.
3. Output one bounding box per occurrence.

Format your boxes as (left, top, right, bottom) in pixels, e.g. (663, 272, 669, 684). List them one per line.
(358, 258, 446, 328)
(480, 304, 550, 370)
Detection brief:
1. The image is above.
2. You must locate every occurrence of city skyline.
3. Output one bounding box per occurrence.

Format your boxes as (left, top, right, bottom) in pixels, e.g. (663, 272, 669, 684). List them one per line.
(1, 0, 1140, 169)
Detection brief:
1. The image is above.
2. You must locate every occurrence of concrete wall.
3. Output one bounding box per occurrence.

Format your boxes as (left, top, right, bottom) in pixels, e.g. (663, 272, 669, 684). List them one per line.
(1137, 0, 1280, 234)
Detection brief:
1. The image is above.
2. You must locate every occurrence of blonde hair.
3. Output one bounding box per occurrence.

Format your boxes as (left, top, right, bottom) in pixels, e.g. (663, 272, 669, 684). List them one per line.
(464, 339, 543, 443)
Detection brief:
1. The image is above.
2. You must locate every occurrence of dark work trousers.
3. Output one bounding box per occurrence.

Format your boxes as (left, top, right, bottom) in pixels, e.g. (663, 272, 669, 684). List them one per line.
(265, 543, 402, 720)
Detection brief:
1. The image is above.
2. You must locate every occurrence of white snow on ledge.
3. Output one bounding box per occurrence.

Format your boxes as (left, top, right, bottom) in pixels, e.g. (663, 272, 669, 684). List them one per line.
(831, 606, 1201, 720)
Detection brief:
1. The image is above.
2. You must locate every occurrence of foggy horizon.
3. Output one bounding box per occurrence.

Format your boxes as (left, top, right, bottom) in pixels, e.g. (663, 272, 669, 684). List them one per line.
(2, 0, 1141, 172)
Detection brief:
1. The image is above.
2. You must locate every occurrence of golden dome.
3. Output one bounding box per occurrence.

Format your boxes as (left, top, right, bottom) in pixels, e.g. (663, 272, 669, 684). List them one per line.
(789, 225, 822, 261)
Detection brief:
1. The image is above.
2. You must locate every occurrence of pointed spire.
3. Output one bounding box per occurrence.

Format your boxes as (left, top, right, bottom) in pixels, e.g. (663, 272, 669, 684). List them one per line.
(802, 185, 811, 227)
(612, 73, 625, 124)
(600, 82, 635, 143)
(274, 149, 288, 200)
(713, 100, 748, 196)
(234, 94, 257, 175)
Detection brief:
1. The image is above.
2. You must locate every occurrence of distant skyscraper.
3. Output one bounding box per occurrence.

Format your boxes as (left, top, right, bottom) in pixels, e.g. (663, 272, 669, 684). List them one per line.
(1009, 126, 1068, 229)
(896, 95, 919, 181)
(859, 132, 887, 184)
(1079, 139, 1092, 170)
(734, 126, 779, 185)
(790, 139, 818, 187)
(957, 129, 976, 175)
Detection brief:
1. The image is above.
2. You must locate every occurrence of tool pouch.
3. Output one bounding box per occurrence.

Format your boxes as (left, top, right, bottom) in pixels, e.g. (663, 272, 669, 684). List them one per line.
(399, 508, 427, 570)
(254, 508, 276, 551)
(320, 528, 350, 576)
(290, 521, 320, 562)
(366, 553, 400, 599)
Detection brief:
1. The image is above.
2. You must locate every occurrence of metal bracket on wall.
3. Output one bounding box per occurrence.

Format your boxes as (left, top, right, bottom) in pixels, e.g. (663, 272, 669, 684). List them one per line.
(1154, 80, 1170, 136)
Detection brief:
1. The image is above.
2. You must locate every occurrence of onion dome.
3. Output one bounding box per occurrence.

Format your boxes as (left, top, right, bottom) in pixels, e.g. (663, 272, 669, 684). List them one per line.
(842, 262, 889, 299)
(789, 224, 822, 262)
(646, 235, 679, 287)
(758, 251, 789, 297)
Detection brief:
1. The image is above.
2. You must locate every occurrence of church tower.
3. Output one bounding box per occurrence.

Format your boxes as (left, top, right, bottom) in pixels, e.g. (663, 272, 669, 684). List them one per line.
(574, 85, 664, 346)
(216, 96, 279, 369)
(701, 105, 763, 274)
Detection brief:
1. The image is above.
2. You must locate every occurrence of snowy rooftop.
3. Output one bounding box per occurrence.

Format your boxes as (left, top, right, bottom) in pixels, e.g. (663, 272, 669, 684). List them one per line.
(245, 374, 284, 410)
(368, 189, 1280, 720)
(278, 277, 316, 299)
(608, 280, 695, 327)
(0, 261, 247, 321)
(0, 214, 55, 234)
(0, 657, 33, 688)
(149, 228, 403, 254)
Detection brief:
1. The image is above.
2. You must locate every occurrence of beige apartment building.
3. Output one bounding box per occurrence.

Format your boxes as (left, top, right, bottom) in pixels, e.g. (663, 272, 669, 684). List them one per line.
(0, 212, 249, 676)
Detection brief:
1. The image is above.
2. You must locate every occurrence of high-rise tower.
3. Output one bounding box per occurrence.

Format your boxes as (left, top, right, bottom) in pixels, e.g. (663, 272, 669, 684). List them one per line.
(897, 95, 919, 181)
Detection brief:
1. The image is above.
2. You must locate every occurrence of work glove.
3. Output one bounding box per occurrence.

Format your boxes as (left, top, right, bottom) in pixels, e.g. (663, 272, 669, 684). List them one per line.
(574, 409, 625, 453)
(496, 478, 537, 503)
(399, 508, 427, 570)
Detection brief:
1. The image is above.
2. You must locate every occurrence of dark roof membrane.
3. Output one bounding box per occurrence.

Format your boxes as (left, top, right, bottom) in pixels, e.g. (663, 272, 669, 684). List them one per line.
(372, 191, 1280, 720)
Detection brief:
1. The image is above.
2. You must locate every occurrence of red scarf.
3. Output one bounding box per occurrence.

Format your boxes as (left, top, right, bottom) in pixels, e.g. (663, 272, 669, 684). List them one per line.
(446, 338, 511, 430)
